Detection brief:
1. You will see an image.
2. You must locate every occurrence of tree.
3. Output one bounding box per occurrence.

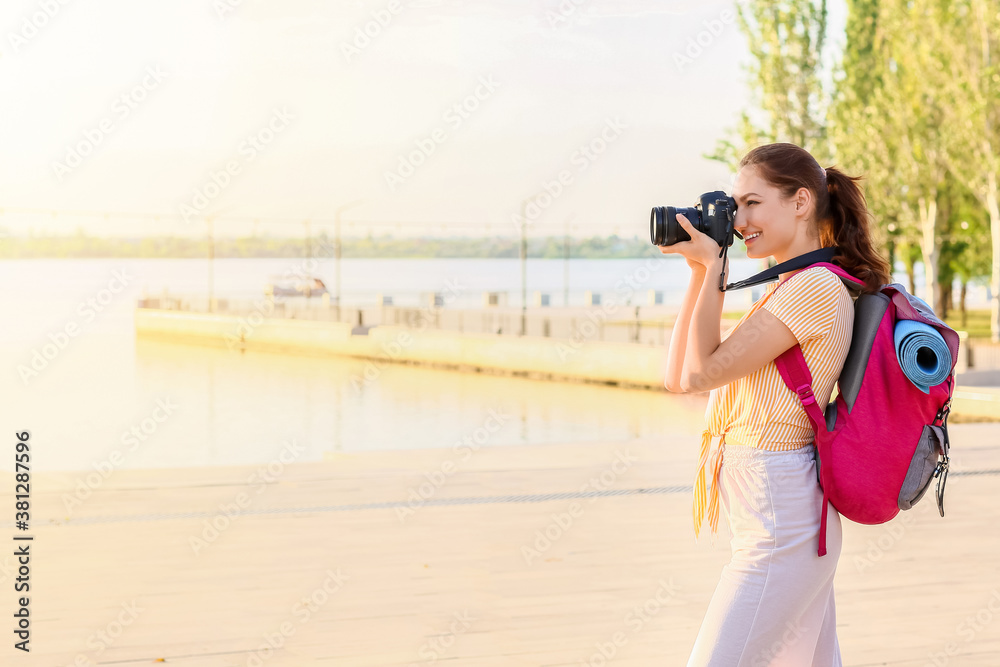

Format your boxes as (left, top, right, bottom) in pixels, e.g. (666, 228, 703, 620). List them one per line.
(832, 0, 952, 312)
(946, 186, 993, 327)
(829, 0, 901, 277)
(935, 172, 979, 318)
(935, 0, 1000, 341)
(707, 0, 832, 167)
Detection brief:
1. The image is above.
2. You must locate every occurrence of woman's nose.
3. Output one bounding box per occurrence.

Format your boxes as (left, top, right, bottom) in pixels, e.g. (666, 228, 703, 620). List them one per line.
(733, 209, 746, 231)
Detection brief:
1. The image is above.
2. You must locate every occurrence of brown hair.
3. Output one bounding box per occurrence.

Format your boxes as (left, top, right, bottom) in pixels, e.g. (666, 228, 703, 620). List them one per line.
(738, 142, 891, 294)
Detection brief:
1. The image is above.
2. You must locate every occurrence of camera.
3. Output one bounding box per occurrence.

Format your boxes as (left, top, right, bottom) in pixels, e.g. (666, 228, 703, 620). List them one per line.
(650, 191, 742, 248)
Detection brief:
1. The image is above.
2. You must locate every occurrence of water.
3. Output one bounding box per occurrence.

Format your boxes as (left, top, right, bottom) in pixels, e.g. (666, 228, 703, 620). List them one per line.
(2, 257, 720, 473)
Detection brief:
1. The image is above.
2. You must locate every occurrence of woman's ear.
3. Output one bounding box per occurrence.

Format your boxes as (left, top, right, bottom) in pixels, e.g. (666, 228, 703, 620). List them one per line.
(795, 187, 810, 213)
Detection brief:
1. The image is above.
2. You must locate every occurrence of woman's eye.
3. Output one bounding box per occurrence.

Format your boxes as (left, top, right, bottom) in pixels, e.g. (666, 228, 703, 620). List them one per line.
(747, 201, 758, 206)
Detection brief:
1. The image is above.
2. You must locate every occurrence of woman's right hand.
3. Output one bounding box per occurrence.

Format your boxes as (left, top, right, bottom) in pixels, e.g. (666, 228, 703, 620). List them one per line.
(656, 214, 713, 274)
(683, 256, 707, 273)
(658, 245, 707, 274)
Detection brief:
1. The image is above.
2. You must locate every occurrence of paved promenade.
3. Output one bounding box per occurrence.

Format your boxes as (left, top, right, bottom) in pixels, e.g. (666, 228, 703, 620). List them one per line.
(4, 423, 1000, 666)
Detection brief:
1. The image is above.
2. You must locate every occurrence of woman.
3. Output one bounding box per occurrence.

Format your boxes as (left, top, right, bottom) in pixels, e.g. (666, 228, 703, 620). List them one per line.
(661, 143, 891, 666)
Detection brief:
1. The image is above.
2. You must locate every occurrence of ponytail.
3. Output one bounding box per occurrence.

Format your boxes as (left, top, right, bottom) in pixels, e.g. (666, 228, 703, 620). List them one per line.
(738, 143, 892, 295)
(822, 166, 892, 294)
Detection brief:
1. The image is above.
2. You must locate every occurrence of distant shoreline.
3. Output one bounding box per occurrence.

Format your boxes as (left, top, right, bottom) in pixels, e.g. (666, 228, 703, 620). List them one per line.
(2, 234, 747, 260)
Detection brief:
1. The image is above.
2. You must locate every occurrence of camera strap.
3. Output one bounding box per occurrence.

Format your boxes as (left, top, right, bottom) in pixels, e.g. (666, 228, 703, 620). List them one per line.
(721, 246, 838, 291)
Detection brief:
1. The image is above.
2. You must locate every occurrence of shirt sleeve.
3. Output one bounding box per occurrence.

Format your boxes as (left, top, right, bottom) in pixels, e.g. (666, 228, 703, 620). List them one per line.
(760, 267, 844, 345)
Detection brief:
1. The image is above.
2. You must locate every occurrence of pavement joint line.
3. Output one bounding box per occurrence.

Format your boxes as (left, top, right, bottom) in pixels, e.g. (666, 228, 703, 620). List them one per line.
(10, 469, 1000, 526)
(19, 485, 694, 526)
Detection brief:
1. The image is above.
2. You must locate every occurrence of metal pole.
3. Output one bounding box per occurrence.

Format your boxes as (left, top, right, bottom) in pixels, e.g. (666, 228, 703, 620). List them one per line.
(207, 217, 214, 313)
(520, 200, 527, 336)
(335, 212, 341, 321)
(564, 215, 573, 306)
(305, 218, 312, 298)
(334, 199, 365, 323)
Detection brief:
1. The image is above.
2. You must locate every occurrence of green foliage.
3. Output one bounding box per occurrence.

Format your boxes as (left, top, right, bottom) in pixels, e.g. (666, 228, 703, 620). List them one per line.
(707, 0, 832, 168)
(828, 0, 902, 249)
(943, 309, 994, 339)
(829, 0, 999, 335)
(939, 173, 992, 284)
(724, 0, 997, 335)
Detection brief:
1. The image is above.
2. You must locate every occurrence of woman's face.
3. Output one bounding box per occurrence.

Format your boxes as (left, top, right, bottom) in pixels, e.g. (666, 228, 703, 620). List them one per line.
(731, 166, 808, 261)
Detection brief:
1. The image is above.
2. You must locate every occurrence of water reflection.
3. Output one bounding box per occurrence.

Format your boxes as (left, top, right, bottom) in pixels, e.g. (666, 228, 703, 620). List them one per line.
(130, 337, 710, 469)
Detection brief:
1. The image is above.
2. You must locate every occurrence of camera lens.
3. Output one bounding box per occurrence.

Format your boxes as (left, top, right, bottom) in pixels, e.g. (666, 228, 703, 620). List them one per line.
(650, 206, 698, 246)
(650, 192, 737, 249)
(650, 207, 665, 245)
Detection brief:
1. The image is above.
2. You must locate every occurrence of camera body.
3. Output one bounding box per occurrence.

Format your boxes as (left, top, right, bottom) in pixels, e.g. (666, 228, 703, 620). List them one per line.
(650, 191, 742, 248)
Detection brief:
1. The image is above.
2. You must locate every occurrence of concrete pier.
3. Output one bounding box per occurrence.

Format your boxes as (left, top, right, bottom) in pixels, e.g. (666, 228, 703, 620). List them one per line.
(134, 308, 1000, 419)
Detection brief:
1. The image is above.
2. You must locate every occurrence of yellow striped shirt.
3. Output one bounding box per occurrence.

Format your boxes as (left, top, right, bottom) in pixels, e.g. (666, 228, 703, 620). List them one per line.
(693, 265, 855, 538)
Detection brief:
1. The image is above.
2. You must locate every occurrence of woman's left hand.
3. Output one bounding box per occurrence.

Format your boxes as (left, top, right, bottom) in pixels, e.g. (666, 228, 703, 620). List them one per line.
(656, 214, 724, 269)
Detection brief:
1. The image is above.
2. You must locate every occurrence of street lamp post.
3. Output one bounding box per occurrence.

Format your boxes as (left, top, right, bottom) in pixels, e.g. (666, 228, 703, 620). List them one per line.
(334, 199, 365, 322)
(304, 218, 312, 298)
(563, 214, 574, 307)
(305, 218, 312, 262)
(520, 200, 528, 336)
(207, 216, 215, 313)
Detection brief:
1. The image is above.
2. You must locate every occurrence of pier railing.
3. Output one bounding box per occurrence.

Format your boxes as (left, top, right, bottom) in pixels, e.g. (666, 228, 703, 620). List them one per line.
(135, 292, 1000, 365)
(134, 292, 700, 346)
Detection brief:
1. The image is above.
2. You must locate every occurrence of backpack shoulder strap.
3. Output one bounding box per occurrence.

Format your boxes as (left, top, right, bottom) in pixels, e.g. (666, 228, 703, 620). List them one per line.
(722, 248, 866, 295)
(806, 262, 865, 292)
(723, 247, 837, 291)
(766, 262, 864, 559)
(773, 346, 826, 431)
(774, 345, 834, 557)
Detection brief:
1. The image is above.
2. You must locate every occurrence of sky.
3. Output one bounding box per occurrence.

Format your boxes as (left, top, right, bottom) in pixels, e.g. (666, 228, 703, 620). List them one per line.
(0, 0, 846, 239)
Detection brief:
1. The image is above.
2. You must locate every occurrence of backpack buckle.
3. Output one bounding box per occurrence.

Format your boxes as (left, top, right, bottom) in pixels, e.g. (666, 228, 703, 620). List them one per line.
(934, 456, 950, 517)
(795, 384, 816, 406)
(933, 399, 952, 426)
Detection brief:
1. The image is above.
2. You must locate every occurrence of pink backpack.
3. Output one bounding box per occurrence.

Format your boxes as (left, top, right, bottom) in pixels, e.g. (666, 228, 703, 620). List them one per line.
(727, 249, 960, 557)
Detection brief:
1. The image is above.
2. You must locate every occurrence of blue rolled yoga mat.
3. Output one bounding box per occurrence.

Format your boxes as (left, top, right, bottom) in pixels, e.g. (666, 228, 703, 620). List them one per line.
(893, 319, 951, 393)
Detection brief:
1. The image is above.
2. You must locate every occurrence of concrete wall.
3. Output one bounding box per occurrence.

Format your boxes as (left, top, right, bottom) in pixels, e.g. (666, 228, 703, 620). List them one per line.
(134, 309, 1000, 418)
(134, 308, 669, 388)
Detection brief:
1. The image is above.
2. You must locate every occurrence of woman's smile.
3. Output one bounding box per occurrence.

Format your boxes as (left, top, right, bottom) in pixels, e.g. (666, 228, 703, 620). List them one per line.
(743, 230, 763, 250)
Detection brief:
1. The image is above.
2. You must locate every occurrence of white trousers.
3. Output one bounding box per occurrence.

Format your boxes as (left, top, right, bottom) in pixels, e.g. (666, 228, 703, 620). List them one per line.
(687, 443, 843, 667)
